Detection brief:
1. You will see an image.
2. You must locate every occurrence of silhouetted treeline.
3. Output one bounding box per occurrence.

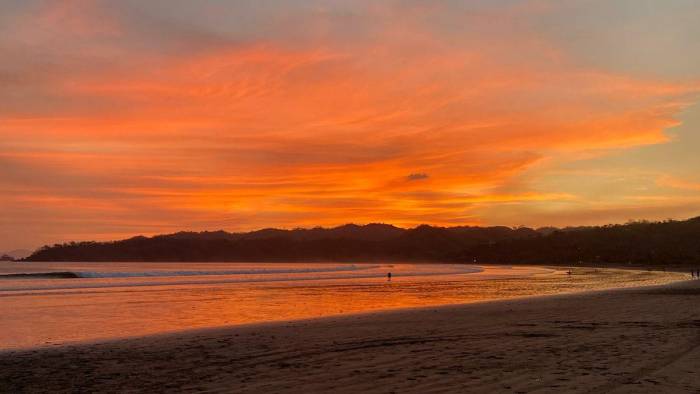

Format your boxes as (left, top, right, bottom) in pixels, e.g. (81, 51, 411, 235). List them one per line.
(24, 223, 537, 262)
(23, 218, 700, 266)
(465, 218, 700, 266)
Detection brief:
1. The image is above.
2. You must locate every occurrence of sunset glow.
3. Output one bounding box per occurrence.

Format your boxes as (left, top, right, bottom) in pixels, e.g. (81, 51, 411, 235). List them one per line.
(2, 0, 699, 250)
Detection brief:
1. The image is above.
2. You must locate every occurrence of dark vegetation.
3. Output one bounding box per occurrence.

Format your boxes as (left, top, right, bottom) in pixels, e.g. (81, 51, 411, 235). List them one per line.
(24, 217, 700, 267)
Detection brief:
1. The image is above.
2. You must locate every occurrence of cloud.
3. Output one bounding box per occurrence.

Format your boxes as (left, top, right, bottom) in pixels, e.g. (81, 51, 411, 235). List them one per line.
(657, 175, 700, 192)
(407, 173, 429, 181)
(0, 0, 698, 249)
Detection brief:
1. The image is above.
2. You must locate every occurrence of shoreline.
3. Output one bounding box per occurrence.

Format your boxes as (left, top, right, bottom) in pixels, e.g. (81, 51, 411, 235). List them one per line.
(0, 270, 641, 353)
(24, 274, 688, 347)
(3, 278, 700, 393)
(0, 265, 684, 353)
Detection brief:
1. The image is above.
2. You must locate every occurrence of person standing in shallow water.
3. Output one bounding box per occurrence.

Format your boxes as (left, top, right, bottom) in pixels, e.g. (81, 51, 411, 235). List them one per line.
(387, 272, 392, 281)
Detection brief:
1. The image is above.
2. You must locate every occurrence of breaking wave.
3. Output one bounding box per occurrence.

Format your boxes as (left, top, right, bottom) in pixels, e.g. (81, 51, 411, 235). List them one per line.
(0, 264, 381, 280)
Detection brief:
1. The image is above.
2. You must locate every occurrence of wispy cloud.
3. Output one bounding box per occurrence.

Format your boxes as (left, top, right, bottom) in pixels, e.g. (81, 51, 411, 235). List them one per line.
(0, 0, 698, 249)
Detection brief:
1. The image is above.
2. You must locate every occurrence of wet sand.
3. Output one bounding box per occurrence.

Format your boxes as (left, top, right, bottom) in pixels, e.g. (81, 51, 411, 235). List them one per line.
(2, 279, 700, 393)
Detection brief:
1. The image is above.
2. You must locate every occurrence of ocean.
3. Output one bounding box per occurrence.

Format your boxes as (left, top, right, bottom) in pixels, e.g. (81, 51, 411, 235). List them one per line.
(0, 262, 684, 350)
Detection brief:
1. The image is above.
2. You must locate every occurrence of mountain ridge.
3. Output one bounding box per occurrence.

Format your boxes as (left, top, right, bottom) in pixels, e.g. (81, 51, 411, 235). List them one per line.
(23, 217, 700, 266)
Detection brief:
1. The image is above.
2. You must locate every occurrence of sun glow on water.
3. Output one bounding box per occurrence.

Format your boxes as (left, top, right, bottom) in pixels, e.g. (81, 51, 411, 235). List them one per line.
(0, 262, 684, 350)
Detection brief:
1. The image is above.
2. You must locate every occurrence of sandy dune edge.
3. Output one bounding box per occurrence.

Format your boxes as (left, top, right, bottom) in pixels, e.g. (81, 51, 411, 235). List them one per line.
(2, 280, 700, 393)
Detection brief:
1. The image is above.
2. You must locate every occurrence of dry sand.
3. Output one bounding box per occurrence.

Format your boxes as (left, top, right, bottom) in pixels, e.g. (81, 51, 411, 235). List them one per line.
(2, 279, 700, 393)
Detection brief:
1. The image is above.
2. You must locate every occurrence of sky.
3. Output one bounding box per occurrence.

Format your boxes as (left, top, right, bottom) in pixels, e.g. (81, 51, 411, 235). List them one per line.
(1, 0, 699, 251)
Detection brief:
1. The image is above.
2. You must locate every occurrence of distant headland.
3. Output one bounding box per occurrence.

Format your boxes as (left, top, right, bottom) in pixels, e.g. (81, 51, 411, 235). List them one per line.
(22, 216, 700, 267)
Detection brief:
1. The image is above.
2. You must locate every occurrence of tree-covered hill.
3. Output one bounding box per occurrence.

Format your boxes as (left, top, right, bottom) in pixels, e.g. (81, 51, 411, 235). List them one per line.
(23, 217, 700, 266)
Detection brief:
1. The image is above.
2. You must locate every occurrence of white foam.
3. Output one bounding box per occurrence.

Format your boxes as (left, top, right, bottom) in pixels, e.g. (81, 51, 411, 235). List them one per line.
(0, 264, 486, 294)
(74, 264, 380, 278)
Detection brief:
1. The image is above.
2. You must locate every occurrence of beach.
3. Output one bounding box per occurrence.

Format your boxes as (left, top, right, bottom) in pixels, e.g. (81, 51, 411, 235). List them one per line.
(2, 278, 699, 393)
(3, 1, 698, 392)
(1, 263, 681, 350)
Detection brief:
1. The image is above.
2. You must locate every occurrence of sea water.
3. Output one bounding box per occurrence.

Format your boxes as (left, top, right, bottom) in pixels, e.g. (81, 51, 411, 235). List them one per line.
(0, 262, 684, 350)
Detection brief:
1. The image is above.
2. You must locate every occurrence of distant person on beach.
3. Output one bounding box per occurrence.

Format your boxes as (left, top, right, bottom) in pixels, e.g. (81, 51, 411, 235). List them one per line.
(387, 272, 392, 281)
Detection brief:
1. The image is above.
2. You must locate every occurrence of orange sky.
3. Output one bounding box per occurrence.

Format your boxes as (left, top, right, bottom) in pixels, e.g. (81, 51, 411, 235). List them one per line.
(1, 0, 700, 250)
